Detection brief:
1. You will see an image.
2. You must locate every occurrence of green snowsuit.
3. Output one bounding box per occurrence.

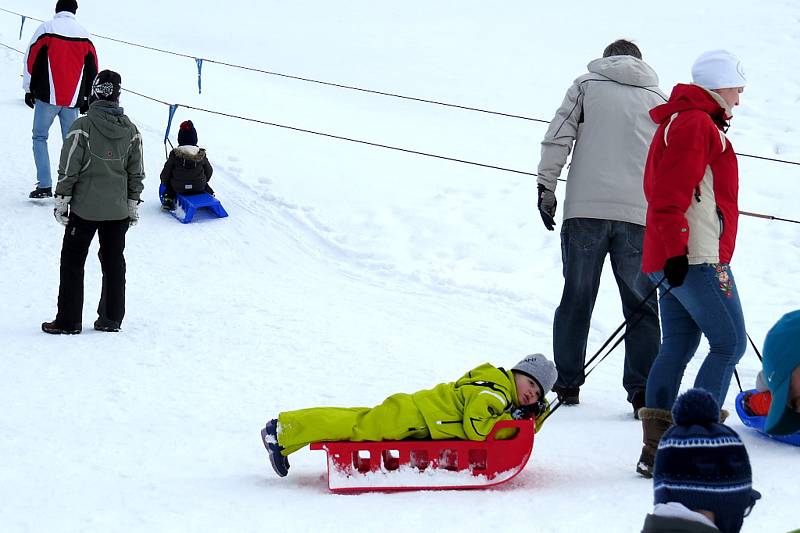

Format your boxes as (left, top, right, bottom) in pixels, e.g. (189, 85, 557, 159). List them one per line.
(277, 363, 549, 456)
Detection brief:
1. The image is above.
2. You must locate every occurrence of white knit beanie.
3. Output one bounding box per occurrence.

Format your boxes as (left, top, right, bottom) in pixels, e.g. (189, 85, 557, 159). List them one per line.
(691, 50, 746, 89)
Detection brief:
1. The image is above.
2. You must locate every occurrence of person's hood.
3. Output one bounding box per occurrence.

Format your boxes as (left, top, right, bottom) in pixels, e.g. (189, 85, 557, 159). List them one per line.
(86, 100, 131, 140)
(649, 83, 730, 125)
(587, 55, 659, 87)
(174, 145, 207, 161)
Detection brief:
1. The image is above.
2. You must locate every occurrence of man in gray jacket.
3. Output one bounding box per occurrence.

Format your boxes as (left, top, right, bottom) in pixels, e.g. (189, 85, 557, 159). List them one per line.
(42, 70, 144, 334)
(537, 40, 664, 413)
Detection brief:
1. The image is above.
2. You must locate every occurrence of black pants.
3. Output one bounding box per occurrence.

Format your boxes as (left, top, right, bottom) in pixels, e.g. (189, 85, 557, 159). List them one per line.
(56, 214, 129, 327)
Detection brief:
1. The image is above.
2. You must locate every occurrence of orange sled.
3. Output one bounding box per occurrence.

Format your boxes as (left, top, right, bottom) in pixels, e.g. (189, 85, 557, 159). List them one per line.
(309, 419, 534, 492)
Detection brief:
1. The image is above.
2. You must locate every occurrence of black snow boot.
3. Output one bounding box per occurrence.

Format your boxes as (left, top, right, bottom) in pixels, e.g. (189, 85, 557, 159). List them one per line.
(94, 317, 121, 332)
(636, 407, 672, 478)
(261, 419, 289, 477)
(29, 186, 53, 199)
(553, 385, 580, 405)
(41, 320, 82, 335)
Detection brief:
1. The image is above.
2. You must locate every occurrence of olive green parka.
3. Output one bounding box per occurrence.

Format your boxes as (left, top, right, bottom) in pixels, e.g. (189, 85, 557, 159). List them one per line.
(56, 99, 145, 221)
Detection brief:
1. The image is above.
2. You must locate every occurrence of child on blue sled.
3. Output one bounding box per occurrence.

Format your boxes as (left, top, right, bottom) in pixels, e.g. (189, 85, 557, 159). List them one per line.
(260, 353, 557, 477)
(160, 120, 214, 210)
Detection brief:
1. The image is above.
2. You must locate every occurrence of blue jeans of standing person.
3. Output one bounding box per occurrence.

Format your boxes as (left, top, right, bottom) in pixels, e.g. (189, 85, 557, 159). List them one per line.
(553, 218, 660, 403)
(645, 264, 746, 411)
(32, 100, 79, 189)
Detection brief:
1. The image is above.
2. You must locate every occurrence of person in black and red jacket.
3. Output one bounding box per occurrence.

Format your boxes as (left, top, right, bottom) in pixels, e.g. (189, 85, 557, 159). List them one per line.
(23, 0, 98, 199)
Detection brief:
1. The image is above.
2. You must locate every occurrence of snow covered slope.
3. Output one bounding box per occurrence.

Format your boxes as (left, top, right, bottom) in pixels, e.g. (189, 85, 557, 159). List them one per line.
(1, 1, 798, 531)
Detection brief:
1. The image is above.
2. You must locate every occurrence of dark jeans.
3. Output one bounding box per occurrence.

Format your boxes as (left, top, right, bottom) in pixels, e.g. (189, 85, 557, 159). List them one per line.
(553, 218, 660, 402)
(56, 214, 129, 327)
(645, 264, 746, 410)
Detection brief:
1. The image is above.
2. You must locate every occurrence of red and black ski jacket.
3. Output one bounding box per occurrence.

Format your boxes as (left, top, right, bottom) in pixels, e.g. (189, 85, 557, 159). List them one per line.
(642, 83, 739, 273)
(23, 12, 98, 108)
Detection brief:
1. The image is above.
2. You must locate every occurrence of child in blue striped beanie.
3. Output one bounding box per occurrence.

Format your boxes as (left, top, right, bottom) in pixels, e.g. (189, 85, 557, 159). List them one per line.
(641, 388, 761, 533)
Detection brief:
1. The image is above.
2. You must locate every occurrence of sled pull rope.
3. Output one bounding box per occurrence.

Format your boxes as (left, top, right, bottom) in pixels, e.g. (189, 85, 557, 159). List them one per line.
(746, 333, 763, 361)
(731, 332, 764, 394)
(542, 278, 667, 422)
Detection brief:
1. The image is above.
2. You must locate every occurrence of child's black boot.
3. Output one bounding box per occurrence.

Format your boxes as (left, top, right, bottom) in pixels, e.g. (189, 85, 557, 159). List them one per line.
(261, 419, 289, 477)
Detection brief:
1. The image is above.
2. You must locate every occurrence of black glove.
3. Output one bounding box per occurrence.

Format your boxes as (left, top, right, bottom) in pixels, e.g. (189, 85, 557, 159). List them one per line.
(24, 92, 35, 109)
(79, 99, 89, 114)
(663, 254, 689, 287)
(511, 405, 534, 420)
(537, 184, 557, 231)
(510, 400, 546, 420)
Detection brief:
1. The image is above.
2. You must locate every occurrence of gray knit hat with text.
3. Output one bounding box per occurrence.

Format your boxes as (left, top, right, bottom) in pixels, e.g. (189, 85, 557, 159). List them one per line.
(512, 353, 557, 394)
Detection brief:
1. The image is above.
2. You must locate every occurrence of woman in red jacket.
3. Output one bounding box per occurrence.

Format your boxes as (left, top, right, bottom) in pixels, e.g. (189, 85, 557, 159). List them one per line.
(635, 50, 747, 477)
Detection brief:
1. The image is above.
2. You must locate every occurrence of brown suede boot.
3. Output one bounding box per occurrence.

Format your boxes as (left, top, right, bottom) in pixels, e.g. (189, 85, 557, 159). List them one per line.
(636, 407, 673, 478)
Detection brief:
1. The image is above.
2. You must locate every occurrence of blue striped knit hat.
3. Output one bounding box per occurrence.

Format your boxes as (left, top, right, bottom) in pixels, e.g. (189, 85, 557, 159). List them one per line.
(654, 389, 760, 533)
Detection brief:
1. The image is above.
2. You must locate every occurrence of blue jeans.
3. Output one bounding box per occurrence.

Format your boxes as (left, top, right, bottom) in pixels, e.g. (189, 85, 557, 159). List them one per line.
(553, 218, 660, 402)
(645, 264, 746, 410)
(32, 100, 78, 188)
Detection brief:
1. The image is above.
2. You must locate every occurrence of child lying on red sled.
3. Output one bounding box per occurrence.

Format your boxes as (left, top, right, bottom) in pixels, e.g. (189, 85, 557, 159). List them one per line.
(260, 353, 557, 477)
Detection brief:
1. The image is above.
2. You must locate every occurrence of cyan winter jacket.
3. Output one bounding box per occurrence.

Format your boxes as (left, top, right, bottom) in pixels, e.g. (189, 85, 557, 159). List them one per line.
(56, 100, 145, 221)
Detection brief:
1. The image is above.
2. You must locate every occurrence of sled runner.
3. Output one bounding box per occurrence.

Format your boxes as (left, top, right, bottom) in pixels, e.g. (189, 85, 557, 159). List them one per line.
(735, 389, 800, 447)
(309, 419, 534, 492)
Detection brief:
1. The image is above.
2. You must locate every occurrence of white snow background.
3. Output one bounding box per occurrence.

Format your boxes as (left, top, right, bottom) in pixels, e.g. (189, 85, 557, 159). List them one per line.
(1, 1, 799, 531)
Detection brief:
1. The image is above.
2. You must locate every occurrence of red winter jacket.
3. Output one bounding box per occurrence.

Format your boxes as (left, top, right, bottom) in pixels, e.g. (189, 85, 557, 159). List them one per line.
(642, 84, 739, 273)
(23, 12, 98, 108)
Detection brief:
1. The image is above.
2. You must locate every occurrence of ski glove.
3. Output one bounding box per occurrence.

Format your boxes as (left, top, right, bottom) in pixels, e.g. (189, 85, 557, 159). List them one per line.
(54, 195, 71, 226)
(537, 184, 557, 231)
(78, 98, 89, 115)
(127, 199, 140, 227)
(663, 254, 689, 287)
(24, 92, 35, 109)
(511, 400, 547, 420)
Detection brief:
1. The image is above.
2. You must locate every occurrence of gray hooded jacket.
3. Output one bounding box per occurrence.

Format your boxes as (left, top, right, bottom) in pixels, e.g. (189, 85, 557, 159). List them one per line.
(537, 56, 666, 226)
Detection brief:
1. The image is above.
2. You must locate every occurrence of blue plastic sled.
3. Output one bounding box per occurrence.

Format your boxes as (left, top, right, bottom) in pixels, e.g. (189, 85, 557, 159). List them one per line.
(735, 389, 800, 446)
(159, 184, 228, 224)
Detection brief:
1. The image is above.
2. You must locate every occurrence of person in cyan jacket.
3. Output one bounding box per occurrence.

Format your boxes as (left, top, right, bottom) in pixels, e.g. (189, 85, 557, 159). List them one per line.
(636, 50, 747, 478)
(159, 120, 214, 210)
(42, 70, 144, 335)
(537, 39, 665, 413)
(259, 354, 557, 477)
(23, 0, 98, 199)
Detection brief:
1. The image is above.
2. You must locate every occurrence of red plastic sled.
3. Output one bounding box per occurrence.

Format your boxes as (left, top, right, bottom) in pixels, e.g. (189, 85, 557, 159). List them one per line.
(309, 419, 534, 492)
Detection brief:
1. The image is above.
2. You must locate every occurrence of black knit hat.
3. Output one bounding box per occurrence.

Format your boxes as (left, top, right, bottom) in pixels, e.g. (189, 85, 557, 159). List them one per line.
(178, 120, 198, 146)
(653, 389, 760, 533)
(91, 70, 121, 102)
(55, 0, 78, 14)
